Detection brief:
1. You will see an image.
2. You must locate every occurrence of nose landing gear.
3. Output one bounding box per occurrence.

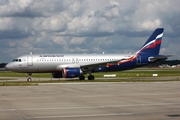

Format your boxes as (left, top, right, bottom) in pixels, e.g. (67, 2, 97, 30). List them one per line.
(27, 73, 32, 82)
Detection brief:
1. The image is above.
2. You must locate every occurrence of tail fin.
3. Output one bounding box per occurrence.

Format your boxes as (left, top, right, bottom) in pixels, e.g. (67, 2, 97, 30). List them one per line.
(137, 28, 164, 55)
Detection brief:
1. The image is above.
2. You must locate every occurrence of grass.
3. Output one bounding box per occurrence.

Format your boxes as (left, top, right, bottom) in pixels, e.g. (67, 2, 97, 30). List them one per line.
(0, 82, 38, 86)
(1, 78, 179, 86)
(0, 68, 180, 78)
(0, 68, 180, 86)
(90, 68, 180, 78)
(0, 71, 51, 78)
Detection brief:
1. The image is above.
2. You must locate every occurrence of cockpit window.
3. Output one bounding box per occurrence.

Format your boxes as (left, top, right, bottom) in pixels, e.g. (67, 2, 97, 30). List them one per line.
(12, 59, 22, 62)
(12, 59, 18, 62)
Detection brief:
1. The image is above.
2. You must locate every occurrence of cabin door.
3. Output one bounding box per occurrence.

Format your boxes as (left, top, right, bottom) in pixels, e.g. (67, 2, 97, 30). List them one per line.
(27, 56, 33, 66)
(136, 55, 141, 65)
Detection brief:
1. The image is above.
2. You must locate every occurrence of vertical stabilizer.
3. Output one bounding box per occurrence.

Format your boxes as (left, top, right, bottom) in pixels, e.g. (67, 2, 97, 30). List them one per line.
(137, 28, 164, 55)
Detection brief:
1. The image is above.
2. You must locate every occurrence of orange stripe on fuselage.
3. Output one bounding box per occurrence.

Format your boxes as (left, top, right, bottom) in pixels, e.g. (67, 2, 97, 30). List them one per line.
(63, 68, 67, 78)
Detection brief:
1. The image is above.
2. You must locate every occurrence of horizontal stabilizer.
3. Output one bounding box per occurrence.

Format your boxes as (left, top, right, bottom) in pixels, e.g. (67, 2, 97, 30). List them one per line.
(148, 55, 173, 62)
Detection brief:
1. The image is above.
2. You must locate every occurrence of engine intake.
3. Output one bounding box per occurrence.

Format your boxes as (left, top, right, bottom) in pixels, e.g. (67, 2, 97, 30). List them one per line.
(52, 72, 63, 78)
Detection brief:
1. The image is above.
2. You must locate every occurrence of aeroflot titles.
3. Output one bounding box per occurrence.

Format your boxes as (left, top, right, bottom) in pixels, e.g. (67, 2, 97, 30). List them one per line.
(39, 55, 64, 57)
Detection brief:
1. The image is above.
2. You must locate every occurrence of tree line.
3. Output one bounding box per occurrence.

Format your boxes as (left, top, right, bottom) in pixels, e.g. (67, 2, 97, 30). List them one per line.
(148, 60, 180, 67)
(0, 63, 7, 68)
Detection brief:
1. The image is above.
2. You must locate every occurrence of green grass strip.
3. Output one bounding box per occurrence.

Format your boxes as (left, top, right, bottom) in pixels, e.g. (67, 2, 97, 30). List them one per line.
(0, 82, 38, 86)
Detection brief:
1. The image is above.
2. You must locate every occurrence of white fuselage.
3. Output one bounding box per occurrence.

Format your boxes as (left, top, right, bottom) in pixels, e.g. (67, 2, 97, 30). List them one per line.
(6, 54, 134, 73)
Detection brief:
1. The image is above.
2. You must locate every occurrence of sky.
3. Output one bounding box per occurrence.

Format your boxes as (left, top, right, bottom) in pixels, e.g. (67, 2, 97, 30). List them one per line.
(0, 0, 180, 62)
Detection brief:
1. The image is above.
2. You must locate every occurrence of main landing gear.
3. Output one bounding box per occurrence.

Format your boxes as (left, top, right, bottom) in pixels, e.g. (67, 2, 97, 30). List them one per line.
(78, 75, 95, 80)
(79, 75, 85, 80)
(27, 73, 32, 82)
(88, 75, 94, 80)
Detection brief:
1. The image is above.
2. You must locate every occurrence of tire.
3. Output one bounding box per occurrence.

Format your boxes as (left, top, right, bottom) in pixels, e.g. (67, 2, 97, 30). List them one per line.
(79, 75, 85, 80)
(88, 75, 94, 80)
(27, 78, 32, 82)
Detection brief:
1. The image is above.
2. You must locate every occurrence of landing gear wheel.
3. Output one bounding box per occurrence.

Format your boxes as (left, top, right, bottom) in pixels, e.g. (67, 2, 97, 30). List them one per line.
(79, 75, 85, 80)
(27, 73, 32, 82)
(27, 77, 32, 82)
(88, 75, 94, 80)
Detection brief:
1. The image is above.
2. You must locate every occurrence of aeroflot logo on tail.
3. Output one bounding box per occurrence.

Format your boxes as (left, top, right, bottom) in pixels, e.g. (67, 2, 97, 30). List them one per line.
(39, 55, 64, 57)
(137, 33, 163, 53)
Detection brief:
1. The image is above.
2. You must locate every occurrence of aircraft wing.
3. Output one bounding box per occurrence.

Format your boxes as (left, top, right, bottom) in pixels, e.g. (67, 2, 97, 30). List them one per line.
(80, 58, 128, 71)
(148, 55, 173, 62)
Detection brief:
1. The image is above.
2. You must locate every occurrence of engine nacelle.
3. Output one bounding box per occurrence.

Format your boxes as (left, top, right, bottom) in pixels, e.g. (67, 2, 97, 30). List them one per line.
(62, 68, 82, 78)
(52, 72, 63, 78)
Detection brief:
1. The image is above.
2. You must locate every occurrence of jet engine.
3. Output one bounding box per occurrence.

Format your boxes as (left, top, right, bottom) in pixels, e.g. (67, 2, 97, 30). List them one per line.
(52, 72, 63, 78)
(62, 68, 82, 78)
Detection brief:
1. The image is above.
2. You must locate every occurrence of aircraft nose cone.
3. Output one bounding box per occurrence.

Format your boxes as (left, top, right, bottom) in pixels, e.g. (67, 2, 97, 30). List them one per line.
(5, 63, 13, 71)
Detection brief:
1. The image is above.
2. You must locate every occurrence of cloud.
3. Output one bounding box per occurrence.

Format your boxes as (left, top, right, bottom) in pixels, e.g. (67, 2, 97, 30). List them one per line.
(140, 19, 161, 30)
(0, 0, 180, 62)
(0, 17, 14, 31)
(51, 36, 67, 46)
(0, 0, 74, 17)
(69, 37, 86, 45)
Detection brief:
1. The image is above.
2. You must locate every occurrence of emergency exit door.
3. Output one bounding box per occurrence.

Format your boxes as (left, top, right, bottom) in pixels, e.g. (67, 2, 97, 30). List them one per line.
(27, 56, 33, 66)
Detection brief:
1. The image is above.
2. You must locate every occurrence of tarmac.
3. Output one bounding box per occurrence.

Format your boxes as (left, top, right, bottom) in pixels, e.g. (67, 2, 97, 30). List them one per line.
(1, 76, 180, 82)
(0, 81, 180, 120)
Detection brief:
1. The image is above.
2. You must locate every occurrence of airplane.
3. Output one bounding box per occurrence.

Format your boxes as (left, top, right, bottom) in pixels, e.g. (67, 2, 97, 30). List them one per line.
(5, 28, 171, 82)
